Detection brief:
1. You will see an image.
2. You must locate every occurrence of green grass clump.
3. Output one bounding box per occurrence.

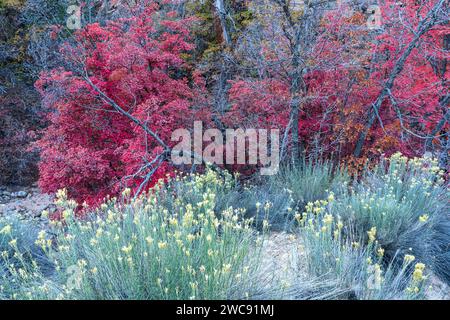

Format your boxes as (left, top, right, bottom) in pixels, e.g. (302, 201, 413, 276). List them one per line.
(271, 160, 349, 211)
(329, 153, 449, 274)
(0, 217, 54, 299)
(297, 193, 430, 300)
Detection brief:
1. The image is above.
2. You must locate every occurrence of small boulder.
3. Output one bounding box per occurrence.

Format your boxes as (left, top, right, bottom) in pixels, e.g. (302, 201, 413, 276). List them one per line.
(46, 204, 57, 213)
(15, 191, 28, 198)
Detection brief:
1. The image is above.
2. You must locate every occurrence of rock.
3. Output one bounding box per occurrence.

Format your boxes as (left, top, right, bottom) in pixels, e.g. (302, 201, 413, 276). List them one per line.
(17, 207, 27, 213)
(0, 186, 6, 191)
(2, 191, 11, 197)
(14, 191, 28, 198)
(46, 204, 57, 213)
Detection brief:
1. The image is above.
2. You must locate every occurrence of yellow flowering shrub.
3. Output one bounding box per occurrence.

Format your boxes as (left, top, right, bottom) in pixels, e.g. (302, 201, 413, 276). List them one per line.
(324, 153, 449, 277)
(298, 188, 431, 300)
(36, 168, 265, 299)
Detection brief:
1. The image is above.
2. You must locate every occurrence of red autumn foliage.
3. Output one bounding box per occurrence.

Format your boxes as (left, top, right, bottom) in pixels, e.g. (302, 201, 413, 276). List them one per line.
(228, 0, 449, 167)
(36, 0, 448, 204)
(36, 3, 209, 205)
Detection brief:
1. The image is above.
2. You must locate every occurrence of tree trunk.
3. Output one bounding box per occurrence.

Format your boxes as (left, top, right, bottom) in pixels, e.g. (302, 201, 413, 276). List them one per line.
(438, 131, 449, 171)
(425, 97, 449, 151)
(289, 29, 303, 164)
(214, 0, 232, 47)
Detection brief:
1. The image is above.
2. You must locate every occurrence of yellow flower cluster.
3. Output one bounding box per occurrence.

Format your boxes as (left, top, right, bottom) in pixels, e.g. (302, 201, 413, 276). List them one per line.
(412, 263, 426, 282)
(35, 230, 51, 251)
(367, 227, 377, 243)
(0, 224, 12, 235)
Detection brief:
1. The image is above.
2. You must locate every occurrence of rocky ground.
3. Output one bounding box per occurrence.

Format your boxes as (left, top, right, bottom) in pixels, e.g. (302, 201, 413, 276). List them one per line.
(0, 185, 54, 227)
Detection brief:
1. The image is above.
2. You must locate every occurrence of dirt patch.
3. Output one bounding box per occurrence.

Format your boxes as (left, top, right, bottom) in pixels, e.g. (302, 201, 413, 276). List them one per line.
(258, 232, 449, 300)
(426, 274, 450, 300)
(259, 232, 304, 281)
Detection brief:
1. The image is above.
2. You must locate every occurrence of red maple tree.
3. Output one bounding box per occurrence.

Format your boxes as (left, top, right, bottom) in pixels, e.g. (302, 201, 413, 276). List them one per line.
(36, 3, 209, 205)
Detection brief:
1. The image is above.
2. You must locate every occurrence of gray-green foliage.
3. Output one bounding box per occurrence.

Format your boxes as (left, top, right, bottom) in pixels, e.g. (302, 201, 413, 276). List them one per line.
(3, 169, 266, 300)
(329, 153, 449, 274)
(0, 217, 54, 299)
(271, 160, 349, 211)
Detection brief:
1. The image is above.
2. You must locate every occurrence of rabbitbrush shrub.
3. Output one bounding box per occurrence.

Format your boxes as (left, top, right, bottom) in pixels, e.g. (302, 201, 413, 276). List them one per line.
(328, 153, 449, 277)
(296, 192, 431, 300)
(168, 169, 294, 231)
(272, 160, 349, 211)
(0, 159, 447, 300)
(31, 169, 266, 299)
(0, 217, 55, 299)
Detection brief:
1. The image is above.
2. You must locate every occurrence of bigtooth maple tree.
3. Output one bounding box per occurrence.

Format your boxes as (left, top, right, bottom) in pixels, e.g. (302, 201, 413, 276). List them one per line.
(351, 0, 449, 159)
(36, 3, 209, 205)
(226, 0, 448, 167)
